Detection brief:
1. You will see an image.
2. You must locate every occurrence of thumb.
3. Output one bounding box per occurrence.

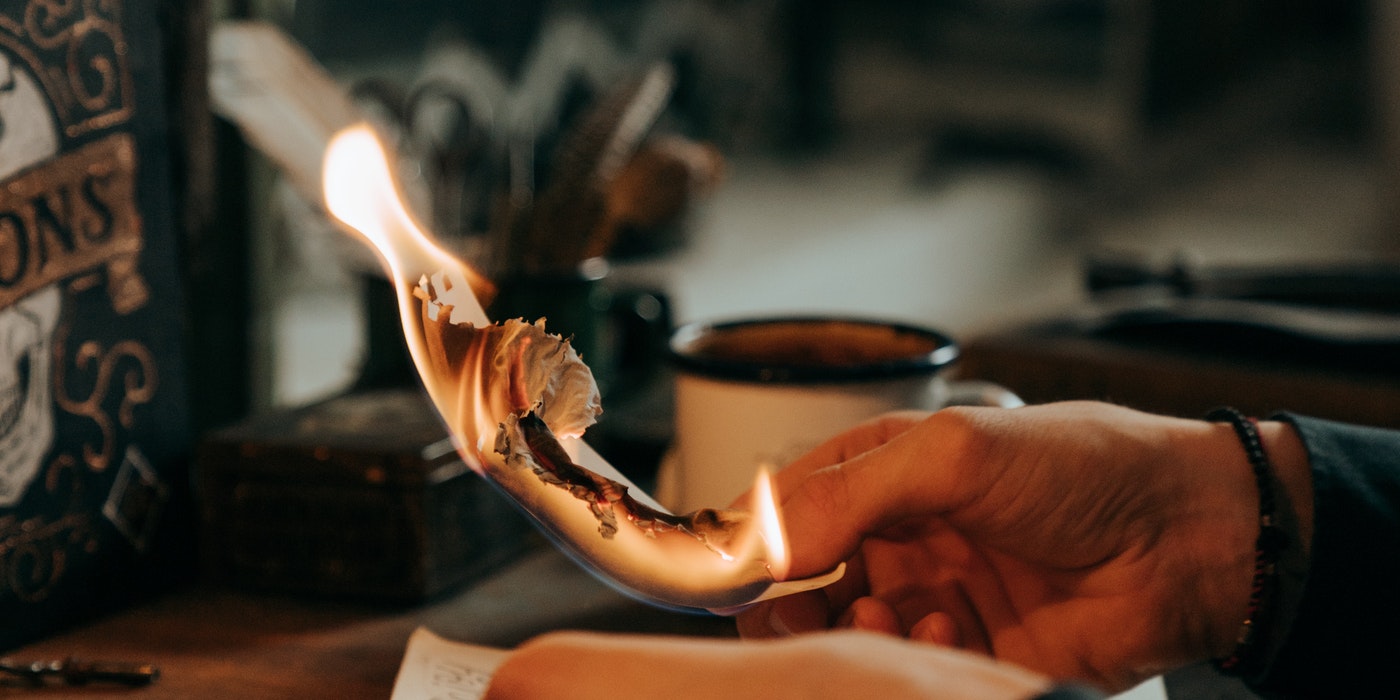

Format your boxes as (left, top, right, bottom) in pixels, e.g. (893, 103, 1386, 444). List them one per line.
(777, 410, 983, 578)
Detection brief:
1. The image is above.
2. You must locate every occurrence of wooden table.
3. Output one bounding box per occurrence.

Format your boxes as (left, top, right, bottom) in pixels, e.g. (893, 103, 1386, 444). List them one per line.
(2, 547, 735, 698)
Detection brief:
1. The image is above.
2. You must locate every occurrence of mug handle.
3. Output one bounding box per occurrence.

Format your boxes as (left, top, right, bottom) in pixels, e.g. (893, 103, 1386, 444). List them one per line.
(943, 379, 1025, 408)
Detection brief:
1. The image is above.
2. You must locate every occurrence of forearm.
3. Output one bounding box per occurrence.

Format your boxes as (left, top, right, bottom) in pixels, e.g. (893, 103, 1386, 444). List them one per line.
(485, 630, 1054, 700)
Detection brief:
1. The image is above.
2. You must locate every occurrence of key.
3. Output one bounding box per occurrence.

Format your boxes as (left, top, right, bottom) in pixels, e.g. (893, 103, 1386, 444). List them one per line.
(0, 656, 159, 686)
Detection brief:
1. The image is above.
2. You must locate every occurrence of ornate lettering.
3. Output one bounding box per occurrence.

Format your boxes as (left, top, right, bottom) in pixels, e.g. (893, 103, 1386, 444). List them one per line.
(0, 132, 142, 312)
(52, 325, 157, 473)
(0, 211, 26, 285)
(79, 164, 114, 242)
(31, 186, 78, 268)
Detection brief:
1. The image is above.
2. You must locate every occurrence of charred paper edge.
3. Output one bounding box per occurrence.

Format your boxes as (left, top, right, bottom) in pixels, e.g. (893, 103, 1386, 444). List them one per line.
(417, 284, 845, 609)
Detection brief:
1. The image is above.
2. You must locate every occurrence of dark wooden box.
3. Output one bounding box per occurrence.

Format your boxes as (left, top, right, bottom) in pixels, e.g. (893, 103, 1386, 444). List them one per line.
(197, 389, 533, 603)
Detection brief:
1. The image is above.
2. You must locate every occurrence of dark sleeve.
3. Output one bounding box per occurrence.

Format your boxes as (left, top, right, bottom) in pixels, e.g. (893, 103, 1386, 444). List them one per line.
(1250, 415, 1400, 697)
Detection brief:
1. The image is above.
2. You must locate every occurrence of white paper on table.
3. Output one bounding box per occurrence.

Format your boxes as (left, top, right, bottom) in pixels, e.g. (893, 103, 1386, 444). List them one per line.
(391, 627, 510, 700)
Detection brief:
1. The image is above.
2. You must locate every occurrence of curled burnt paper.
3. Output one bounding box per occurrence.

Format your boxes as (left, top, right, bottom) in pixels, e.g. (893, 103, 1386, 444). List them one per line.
(412, 278, 841, 611)
(498, 411, 749, 552)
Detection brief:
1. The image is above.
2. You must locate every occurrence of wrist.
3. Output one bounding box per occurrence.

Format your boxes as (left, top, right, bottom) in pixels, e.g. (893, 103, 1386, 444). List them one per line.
(1196, 413, 1313, 672)
(1180, 418, 1261, 662)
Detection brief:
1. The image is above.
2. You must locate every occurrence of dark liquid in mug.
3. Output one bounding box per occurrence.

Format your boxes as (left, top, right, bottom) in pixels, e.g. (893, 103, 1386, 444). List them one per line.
(686, 320, 943, 368)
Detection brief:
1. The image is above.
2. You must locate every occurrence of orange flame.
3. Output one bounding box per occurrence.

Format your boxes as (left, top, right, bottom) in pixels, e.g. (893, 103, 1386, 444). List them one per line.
(753, 467, 790, 581)
(322, 125, 502, 459)
(321, 125, 493, 317)
(322, 123, 812, 609)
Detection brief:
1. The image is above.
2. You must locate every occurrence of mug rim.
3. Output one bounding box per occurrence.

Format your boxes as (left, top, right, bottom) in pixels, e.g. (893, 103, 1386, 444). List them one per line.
(668, 315, 959, 384)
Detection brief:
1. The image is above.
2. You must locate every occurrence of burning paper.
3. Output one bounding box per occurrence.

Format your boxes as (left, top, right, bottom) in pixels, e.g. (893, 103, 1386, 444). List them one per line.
(323, 124, 840, 611)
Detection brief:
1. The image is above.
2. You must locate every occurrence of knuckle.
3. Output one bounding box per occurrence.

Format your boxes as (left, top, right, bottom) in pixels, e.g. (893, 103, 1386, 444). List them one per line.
(930, 406, 995, 460)
(925, 406, 1005, 501)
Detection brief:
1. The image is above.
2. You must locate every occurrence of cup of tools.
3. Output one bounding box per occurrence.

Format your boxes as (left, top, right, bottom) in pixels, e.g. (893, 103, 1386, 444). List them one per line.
(658, 316, 1023, 513)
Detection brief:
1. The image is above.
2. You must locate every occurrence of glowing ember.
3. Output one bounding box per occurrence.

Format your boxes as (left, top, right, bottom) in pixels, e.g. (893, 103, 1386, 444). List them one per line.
(322, 123, 841, 611)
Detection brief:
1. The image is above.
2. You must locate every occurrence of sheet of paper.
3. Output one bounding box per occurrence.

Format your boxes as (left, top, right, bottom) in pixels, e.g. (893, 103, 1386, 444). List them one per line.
(391, 627, 510, 700)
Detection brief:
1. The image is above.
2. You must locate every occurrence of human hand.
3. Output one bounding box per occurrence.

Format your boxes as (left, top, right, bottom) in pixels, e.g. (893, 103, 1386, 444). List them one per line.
(736, 401, 1308, 691)
(483, 629, 1050, 700)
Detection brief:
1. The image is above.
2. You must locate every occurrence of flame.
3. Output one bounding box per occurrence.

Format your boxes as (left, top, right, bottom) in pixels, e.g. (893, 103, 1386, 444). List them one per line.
(322, 124, 502, 462)
(321, 123, 805, 610)
(322, 125, 493, 315)
(753, 467, 790, 581)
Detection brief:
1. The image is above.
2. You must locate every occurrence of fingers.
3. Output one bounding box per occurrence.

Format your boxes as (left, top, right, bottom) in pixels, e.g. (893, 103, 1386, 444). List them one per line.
(836, 596, 903, 636)
(735, 408, 996, 641)
(743, 594, 972, 652)
(777, 409, 991, 578)
(485, 632, 745, 700)
(738, 550, 871, 639)
(909, 611, 962, 647)
(727, 411, 930, 510)
(738, 594, 902, 640)
(770, 411, 930, 494)
(736, 590, 830, 638)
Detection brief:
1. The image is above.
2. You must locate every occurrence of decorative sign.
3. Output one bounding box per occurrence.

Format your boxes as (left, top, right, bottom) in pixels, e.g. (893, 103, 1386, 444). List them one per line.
(0, 0, 191, 650)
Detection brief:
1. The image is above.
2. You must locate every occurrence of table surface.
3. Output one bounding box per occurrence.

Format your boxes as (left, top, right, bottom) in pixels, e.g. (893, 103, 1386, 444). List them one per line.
(2, 547, 735, 698)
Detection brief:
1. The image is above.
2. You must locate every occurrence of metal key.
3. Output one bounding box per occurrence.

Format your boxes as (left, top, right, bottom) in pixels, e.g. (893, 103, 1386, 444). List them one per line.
(0, 656, 159, 686)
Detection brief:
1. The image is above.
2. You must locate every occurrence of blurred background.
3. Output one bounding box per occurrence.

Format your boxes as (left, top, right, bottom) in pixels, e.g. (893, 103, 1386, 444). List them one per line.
(196, 0, 1394, 424)
(6, 2, 1394, 690)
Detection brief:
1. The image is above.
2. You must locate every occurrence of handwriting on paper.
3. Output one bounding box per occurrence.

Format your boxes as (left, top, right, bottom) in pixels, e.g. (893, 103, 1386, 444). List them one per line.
(392, 627, 510, 700)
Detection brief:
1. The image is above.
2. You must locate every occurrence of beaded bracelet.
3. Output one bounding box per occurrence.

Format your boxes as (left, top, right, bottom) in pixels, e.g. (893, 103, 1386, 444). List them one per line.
(1206, 407, 1287, 674)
